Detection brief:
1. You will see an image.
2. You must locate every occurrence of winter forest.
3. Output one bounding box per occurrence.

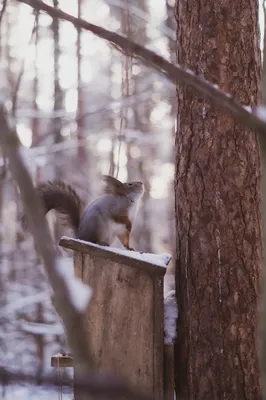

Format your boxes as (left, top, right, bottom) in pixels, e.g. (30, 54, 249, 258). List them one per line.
(1, 0, 266, 399)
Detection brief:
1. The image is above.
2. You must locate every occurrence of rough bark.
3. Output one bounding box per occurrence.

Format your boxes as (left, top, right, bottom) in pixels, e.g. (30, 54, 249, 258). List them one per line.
(175, 1, 262, 399)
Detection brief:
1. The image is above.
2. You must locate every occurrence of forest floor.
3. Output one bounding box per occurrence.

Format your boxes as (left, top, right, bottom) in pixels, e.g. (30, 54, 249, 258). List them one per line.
(1, 384, 72, 399)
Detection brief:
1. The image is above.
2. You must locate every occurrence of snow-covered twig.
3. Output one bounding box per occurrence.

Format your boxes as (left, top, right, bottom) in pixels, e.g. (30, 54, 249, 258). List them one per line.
(0, 292, 49, 319)
(0, 104, 94, 375)
(16, 0, 266, 136)
(20, 321, 64, 335)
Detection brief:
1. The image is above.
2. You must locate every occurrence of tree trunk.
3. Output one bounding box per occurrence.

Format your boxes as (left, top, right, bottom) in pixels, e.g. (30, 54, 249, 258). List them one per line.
(52, 0, 63, 147)
(76, 0, 86, 164)
(175, 1, 261, 399)
(32, 12, 40, 148)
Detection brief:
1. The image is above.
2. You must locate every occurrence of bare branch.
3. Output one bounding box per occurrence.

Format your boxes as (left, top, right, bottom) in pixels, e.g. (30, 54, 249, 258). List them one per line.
(0, 104, 94, 376)
(16, 0, 266, 136)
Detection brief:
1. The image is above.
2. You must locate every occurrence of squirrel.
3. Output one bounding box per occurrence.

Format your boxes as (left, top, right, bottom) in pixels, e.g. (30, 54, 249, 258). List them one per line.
(23, 175, 144, 251)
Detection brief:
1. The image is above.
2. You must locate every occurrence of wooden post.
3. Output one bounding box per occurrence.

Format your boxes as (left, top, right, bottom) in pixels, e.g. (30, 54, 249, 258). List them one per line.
(52, 237, 173, 400)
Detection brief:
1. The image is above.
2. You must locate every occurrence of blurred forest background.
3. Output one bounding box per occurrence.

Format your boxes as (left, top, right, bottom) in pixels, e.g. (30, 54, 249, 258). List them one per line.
(0, 0, 177, 398)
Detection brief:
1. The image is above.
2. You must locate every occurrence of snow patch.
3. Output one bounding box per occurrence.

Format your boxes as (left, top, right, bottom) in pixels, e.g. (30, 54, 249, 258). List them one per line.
(164, 290, 178, 345)
(255, 105, 266, 122)
(243, 105, 252, 113)
(224, 92, 232, 98)
(202, 106, 207, 119)
(67, 238, 171, 268)
(164, 273, 175, 297)
(186, 69, 194, 75)
(56, 258, 92, 313)
(3, 384, 72, 400)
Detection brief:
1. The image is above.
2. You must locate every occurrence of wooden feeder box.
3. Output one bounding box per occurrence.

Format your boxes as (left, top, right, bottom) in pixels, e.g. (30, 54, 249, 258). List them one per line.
(51, 236, 174, 400)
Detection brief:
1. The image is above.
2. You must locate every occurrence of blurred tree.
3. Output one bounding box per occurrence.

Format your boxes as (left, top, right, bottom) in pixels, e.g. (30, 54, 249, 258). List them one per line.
(76, 0, 86, 165)
(164, 0, 176, 263)
(51, 0, 65, 242)
(175, 0, 261, 398)
(129, 0, 152, 252)
(165, 0, 175, 64)
(52, 0, 63, 149)
(31, 12, 40, 149)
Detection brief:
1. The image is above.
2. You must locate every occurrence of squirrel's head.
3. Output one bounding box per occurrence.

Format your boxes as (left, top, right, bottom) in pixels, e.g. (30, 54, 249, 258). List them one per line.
(103, 175, 144, 202)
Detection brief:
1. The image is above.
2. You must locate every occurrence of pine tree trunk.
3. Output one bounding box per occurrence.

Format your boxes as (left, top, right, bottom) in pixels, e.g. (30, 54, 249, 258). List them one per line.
(175, 0, 261, 399)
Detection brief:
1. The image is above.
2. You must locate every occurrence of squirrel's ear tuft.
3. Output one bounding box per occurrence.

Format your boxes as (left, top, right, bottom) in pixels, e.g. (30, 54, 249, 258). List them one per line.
(102, 175, 124, 195)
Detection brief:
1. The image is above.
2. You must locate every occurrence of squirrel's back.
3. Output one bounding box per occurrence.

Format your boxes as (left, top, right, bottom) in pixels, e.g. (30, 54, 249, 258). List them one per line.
(78, 194, 132, 243)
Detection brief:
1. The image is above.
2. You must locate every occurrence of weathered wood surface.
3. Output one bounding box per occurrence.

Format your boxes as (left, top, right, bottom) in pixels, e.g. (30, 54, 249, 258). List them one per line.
(59, 236, 169, 275)
(164, 345, 175, 400)
(51, 353, 73, 367)
(78, 252, 165, 399)
(59, 237, 171, 399)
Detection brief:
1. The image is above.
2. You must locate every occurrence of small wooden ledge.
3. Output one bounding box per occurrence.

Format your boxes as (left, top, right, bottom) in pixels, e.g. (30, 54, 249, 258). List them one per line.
(51, 352, 73, 367)
(59, 236, 171, 276)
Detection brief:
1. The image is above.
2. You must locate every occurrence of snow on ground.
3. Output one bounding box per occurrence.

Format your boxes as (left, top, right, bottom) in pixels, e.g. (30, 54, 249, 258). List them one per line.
(1, 384, 72, 400)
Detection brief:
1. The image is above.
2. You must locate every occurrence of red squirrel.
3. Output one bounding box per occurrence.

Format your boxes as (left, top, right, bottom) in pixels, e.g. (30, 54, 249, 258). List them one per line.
(23, 175, 144, 251)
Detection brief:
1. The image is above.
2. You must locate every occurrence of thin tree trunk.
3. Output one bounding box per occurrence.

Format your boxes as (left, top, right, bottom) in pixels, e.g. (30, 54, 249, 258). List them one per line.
(32, 12, 39, 148)
(52, 0, 64, 242)
(76, 0, 86, 164)
(53, 0, 62, 147)
(175, 1, 261, 399)
(130, 0, 152, 252)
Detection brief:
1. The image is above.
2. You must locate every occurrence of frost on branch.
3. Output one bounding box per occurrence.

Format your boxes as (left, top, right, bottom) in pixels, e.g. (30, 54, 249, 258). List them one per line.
(56, 257, 92, 313)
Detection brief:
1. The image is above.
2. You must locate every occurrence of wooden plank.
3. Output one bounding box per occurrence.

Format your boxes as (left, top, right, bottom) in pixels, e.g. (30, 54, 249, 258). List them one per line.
(60, 236, 169, 276)
(79, 253, 163, 397)
(153, 276, 164, 400)
(74, 251, 83, 281)
(51, 353, 73, 367)
(164, 345, 175, 400)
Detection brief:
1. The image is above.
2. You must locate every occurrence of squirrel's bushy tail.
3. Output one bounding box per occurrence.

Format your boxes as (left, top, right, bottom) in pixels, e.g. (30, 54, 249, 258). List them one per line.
(22, 180, 83, 232)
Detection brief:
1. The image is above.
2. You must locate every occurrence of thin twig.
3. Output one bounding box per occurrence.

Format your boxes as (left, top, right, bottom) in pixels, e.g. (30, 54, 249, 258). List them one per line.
(15, 0, 266, 136)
